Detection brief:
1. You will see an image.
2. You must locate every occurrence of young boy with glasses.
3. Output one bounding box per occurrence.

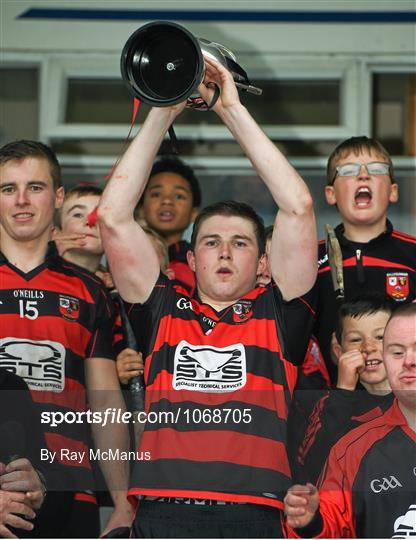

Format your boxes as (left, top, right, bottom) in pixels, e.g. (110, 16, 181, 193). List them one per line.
(313, 136, 415, 383)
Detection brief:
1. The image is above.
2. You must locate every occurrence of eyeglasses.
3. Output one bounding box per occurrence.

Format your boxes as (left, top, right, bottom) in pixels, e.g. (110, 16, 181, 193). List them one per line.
(332, 162, 390, 184)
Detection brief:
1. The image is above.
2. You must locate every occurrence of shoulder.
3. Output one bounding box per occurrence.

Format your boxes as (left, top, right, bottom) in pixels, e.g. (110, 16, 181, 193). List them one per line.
(56, 259, 110, 295)
(53, 259, 115, 318)
(390, 229, 416, 245)
(331, 405, 395, 463)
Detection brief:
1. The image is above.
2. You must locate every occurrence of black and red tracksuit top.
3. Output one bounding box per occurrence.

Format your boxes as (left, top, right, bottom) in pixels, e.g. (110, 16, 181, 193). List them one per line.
(295, 386, 394, 484)
(288, 400, 416, 538)
(314, 220, 415, 382)
(0, 243, 115, 491)
(127, 274, 315, 510)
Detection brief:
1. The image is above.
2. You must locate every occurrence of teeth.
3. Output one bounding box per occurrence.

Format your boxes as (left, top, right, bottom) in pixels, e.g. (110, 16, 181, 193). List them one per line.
(365, 360, 381, 366)
(357, 187, 371, 195)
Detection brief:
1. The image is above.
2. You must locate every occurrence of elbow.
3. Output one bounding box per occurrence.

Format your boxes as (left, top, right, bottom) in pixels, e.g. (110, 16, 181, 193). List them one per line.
(294, 190, 314, 217)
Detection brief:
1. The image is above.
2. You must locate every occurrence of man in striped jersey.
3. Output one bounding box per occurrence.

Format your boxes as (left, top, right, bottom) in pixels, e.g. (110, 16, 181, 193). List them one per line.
(99, 54, 318, 537)
(0, 140, 133, 537)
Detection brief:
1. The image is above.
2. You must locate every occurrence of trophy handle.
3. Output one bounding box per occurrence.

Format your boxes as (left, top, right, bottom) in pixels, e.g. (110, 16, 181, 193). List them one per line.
(234, 81, 263, 96)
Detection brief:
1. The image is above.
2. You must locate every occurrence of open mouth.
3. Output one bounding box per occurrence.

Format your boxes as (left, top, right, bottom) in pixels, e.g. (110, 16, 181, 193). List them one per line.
(217, 267, 233, 276)
(354, 187, 372, 207)
(158, 210, 175, 221)
(364, 359, 382, 368)
(14, 212, 34, 221)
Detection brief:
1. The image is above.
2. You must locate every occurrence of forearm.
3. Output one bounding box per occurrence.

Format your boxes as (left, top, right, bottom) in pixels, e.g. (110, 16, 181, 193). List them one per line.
(90, 398, 131, 507)
(217, 103, 312, 215)
(98, 108, 174, 301)
(87, 360, 132, 508)
(98, 107, 178, 227)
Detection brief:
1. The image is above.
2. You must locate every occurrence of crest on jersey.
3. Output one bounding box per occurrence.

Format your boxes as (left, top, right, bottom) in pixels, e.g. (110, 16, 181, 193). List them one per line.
(386, 272, 409, 301)
(232, 300, 253, 323)
(59, 295, 80, 321)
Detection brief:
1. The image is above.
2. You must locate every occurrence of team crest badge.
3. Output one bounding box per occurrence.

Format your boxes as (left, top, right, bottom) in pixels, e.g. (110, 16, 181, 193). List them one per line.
(59, 295, 80, 321)
(232, 300, 253, 323)
(386, 272, 409, 301)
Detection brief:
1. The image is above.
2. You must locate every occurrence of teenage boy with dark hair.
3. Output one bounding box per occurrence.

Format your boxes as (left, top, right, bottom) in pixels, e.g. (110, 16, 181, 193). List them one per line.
(314, 136, 415, 383)
(98, 55, 317, 538)
(295, 293, 394, 484)
(284, 302, 416, 538)
(0, 140, 133, 537)
(135, 156, 202, 291)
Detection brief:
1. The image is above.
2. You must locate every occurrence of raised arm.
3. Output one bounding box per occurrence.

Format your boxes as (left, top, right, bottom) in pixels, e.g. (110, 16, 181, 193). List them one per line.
(201, 57, 317, 301)
(98, 105, 185, 304)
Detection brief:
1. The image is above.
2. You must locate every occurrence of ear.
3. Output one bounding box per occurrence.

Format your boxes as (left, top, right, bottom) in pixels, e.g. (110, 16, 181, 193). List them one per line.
(186, 249, 196, 272)
(256, 254, 267, 277)
(165, 268, 175, 281)
(331, 332, 343, 365)
(325, 185, 337, 206)
(389, 182, 399, 204)
(55, 187, 65, 209)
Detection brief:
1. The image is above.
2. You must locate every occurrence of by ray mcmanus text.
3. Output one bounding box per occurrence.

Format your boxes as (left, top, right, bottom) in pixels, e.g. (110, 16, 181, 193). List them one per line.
(40, 448, 151, 464)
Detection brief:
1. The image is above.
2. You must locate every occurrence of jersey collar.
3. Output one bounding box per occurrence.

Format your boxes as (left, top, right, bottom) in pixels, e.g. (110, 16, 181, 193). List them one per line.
(335, 219, 393, 248)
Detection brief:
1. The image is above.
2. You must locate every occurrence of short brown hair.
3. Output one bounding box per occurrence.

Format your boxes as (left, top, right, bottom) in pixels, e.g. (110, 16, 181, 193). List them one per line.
(190, 200, 265, 257)
(385, 302, 416, 331)
(327, 136, 394, 186)
(0, 140, 62, 190)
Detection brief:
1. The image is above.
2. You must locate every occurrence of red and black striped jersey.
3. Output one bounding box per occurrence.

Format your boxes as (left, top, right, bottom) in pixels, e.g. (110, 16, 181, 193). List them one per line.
(288, 400, 416, 538)
(0, 242, 115, 491)
(127, 274, 315, 511)
(314, 220, 416, 382)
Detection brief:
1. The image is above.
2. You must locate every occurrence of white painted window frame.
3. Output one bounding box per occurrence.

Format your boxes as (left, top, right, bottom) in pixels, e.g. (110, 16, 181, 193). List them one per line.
(35, 53, 360, 141)
(1, 52, 415, 174)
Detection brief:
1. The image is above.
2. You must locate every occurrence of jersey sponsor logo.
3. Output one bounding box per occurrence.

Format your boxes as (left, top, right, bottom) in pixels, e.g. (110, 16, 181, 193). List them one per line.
(173, 340, 246, 392)
(370, 475, 403, 493)
(0, 337, 65, 392)
(392, 504, 416, 538)
(386, 272, 409, 301)
(59, 295, 80, 321)
(176, 298, 194, 311)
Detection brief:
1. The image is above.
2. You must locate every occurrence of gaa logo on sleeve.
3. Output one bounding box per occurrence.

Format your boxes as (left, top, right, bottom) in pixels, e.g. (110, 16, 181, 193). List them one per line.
(173, 340, 246, 393)
(386, 272, 409, 301)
